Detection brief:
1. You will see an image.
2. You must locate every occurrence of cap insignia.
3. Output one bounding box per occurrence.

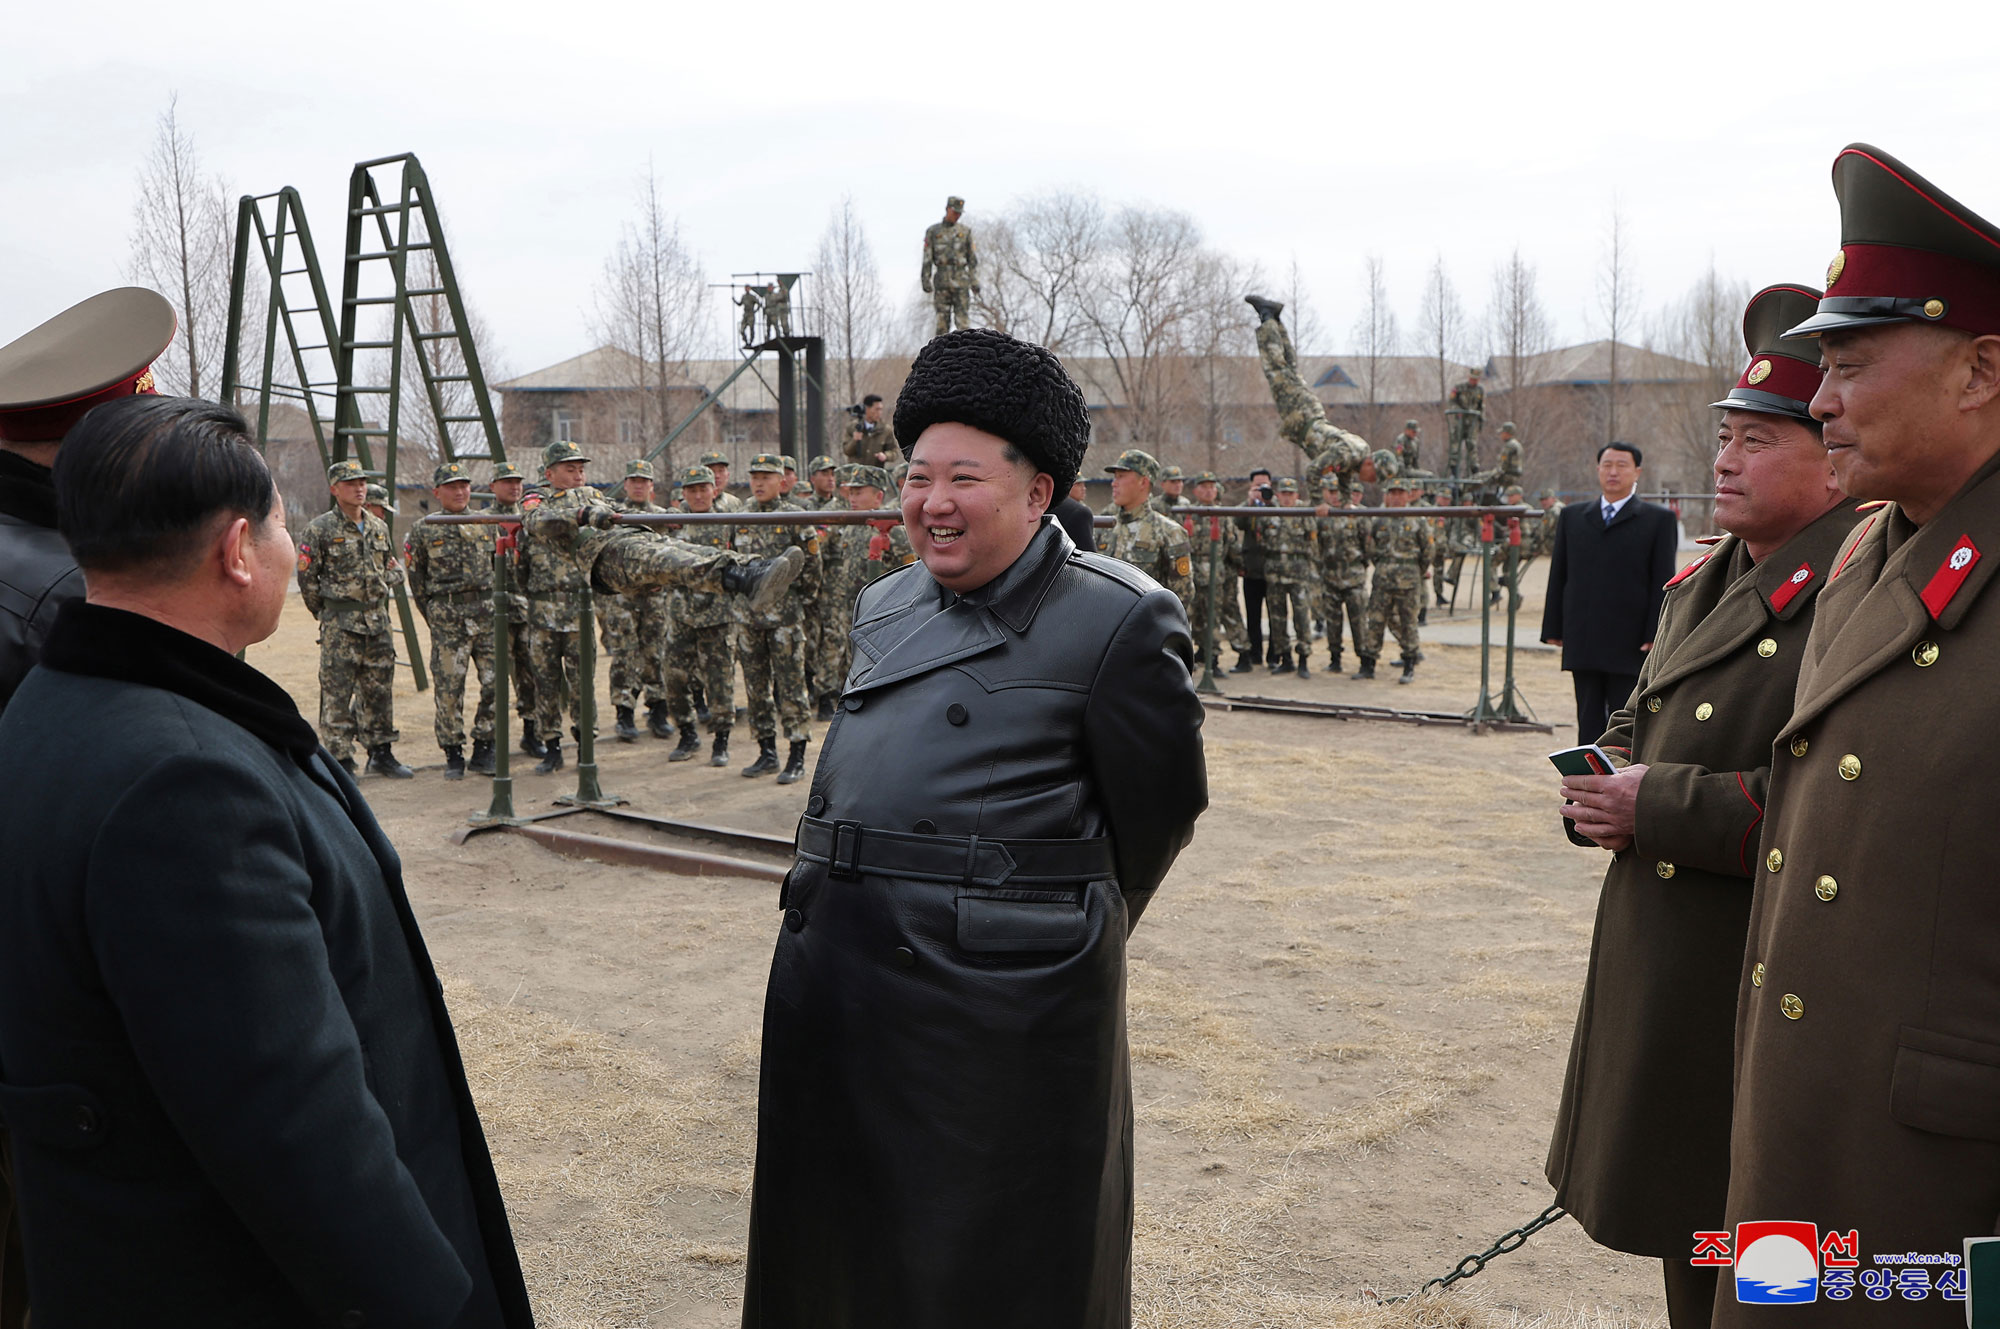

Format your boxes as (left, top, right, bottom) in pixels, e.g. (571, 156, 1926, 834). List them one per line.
(1746, 359, 1773, 385)
(1826, 251, 1846, 288)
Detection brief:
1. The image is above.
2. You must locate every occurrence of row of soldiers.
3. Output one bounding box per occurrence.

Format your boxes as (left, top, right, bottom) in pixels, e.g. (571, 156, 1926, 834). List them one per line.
(296, 444, 913, 783)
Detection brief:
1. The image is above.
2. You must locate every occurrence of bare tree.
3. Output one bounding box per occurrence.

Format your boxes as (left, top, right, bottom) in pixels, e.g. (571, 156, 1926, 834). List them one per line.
(973, 190, 1104, 354)
(1415, 253, 1467, 406)
(1282, 256, 1325, 356)
(128, 95, 236, 399)
(1185, 250, 1260, 472)
(1651, 263, 1750, 489)
(591, 164, 706, 465)
(814, 195, 887, 411)
(1596, 203, 1640, 441)
(1077, 205, 1209, 447)
(1349, 255, 1400, 444)
(1484, 247, 1556, 463)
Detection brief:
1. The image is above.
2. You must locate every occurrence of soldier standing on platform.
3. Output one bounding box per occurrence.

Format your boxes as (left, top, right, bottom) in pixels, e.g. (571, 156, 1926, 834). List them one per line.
(735, 454, 821, 783)
(1358, 471, 1433, 683)
(405, 461, 495, 778)
(1446, 367, 1485, 478)
(1472, 421, 1526, 500)
(1395, 419, 1423, 474)
(1316, 467, 1375, 674)
(920, 196, 980, 337)
(736, 283, 763, 346)
(663, 465, 740, 765)
(1183, 470, 1245, 672)
(1245, 295, 1377, 488)
(1253, 479, 1318, 676)
(297, 460, 413, 778)
(1098, 449, 1192, 607)
(764, 278, 794, 340)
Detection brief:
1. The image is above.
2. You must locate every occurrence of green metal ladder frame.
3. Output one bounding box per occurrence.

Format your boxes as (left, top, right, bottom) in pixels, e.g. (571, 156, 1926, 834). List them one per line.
(220, 187, 345, 475)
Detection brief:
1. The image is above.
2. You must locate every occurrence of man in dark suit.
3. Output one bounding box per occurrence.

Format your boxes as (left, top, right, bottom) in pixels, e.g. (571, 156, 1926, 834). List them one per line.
(0, 396, 534, 1328)
(1541, 441, 1680, 740)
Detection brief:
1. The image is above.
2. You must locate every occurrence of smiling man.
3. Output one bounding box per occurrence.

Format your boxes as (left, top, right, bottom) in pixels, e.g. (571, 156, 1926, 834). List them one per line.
(742, 328, 1208, 1329)
(1716, 146, 2000, 1326)
(1547, 284, 1855, 1328)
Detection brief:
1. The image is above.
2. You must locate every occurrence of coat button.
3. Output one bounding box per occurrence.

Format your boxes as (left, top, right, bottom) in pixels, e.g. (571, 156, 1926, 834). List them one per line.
(1790, 735, 1809, 757)
(1815, 875, 1839, 901)
(1766, 848, 1784, 873)
(892, 946, 917, 969)
(1914, 640, 1940, 667)
(912, 819, 937, 835)
(1655, 861, 1675, 879)
(1838, 754, 1861, 781)
(784, 908, 804, 933)
(1751, 962, 1765, 987)
(843, 696, 864, 712)
(73, 1104, 100, 1136)
(946, 703, 968, 725)
(1780, 993, 1804, 1020)
(1645, 696, 1662, 713)
(1757, 638, 1778, 658)
(806, 794, 825, 815)
(1694, 702, 1714, 721)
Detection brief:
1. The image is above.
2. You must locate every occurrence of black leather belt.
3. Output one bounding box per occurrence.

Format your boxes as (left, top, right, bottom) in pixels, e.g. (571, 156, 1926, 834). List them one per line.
(794, 815, 1114, 887)
(322, 597, 386, 612)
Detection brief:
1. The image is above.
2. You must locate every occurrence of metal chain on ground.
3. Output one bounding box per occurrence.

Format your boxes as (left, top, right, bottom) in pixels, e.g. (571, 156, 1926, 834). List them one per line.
(1382, 1204, 1568, 1303)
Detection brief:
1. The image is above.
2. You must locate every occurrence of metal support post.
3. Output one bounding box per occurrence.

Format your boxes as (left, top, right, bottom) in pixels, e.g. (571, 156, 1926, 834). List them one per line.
(556, 585, 626, 810)
(1197, 517, 1222, 695)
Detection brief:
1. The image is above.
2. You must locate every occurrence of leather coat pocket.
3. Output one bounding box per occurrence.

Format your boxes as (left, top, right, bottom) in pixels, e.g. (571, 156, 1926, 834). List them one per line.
(956, 888, 1088, 954)
(1890, 1025, 2000, 1141)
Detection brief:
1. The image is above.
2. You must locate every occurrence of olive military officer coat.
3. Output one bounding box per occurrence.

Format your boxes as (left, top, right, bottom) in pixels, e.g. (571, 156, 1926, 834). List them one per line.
(1545, 502, 1860, 1258)
(1722, 451, 2000, 1321)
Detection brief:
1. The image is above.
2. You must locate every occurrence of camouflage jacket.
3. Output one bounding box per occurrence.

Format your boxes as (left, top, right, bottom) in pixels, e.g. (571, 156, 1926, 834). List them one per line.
(298, 507, 398, 635)
(403, 515, 494, 611)
(667, 506, 737, 631)
(809, 493, 850, 513)
(822, 520, 899, 619)
(1252, 510, 1318, 585)
(1099, 504, 1192, 603)
(1315, 511, 1369, 589)
(715, 490, 745, 513)
(733, 497, 821, 628)
(1363, 514, 1435, 590)
(521, 486, 595, 629)
(1148, 493, 1190, 518)
(1180, 510, 1241, 580)
(1448, 379, 1485, 420)
(1532, 502, 1563, 555)
(1298, 423, 1371, 481)
(489, 499, 532, 621)
(921, 220, 978, 290)
(1475, 436, 1524, 490)
(1396, 432, 1422, 474)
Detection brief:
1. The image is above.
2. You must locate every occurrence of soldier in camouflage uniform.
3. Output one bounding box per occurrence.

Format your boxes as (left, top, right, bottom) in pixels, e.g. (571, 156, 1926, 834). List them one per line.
(701, 450, 745, 512)
(1315, 460, 1379, 674)
(806, 458, 853, 720)
(1471, 421, 1525, 501)
(297, 460, 413, 778)
(764, 277, 794, 340)
(1516, 487, 1563, 586)
(404, 460, 495, 778)
(805, 454, 843, 510)
(920, 196, 979, 337)
(1358, 471, 1434, 684)
(811, 464, 897, 719)
(734, 453, 821, 783)
(521, 443, 594, 772)
(1395, 420, 1423, 475)
(662, 465, 740, 765)
(1446, 367, 1485, 478)
(1149, 463, 1190, 516)
(735, 283, 763, 346)
(1244, 295, 1374, 488)
(1097, 449, 1192, 607)
(488, 461, 541, 756)
(601, 459, 671, 740)
(1252, 479, 1319, 676)
(1182, 470, 1247, 671)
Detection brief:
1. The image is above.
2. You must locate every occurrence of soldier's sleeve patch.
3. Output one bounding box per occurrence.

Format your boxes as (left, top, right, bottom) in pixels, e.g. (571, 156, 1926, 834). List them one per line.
(805, 535, 820, 554)
(1175, 555, 1192, 579)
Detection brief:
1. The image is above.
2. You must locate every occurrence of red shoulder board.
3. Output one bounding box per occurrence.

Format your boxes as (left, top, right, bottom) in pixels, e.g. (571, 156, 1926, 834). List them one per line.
(1855, 499, 1894, 511)
(1920, 535, 1981, 619)
(1695, 535, 1725, 546)
(1769, 561, 1815, 613)
(1664, 550, 1712, 589)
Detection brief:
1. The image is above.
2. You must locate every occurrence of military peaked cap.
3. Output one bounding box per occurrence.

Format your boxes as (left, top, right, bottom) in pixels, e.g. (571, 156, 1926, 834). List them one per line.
(432, 461, 471, 486)
(1370, 448, 1401, 481)
(677, 464, 716, 489)
(327, 460, 367, 484)
(748, 453, 785, 473)
(491, 461, 524, 480)
(0, 287, 176, 445)
(699, 451, 730, 468)
(1714, 284, 1826, 421)
(1105, 449, 1159, 482)
(543, 440, 590, 469)
(808, 454, 837, 474)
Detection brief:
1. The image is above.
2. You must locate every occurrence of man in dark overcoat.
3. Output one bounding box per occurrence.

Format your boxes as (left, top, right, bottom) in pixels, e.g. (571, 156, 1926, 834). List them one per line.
(741, 329, 1209, 1328)
(0, 396, 534, 1328)
(1720, 145, 2000, 1325)
(1541, 441, 1681, 740)
(1546, 284, 1859, 1327)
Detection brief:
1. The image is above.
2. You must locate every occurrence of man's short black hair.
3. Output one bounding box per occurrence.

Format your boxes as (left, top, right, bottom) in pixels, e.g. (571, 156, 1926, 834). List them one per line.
(55, 395, 275, 578)
(1596, 440, 1643, 467)
(862, 393, 883, 407)
(1249, 467, 1273, 480)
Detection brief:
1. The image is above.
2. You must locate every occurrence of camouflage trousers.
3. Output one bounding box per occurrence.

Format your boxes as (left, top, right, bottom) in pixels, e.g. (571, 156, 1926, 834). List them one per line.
(1446, 420, 1480, 479)
(318, 627, 398, 761)
(812, 599, 856, 705)
(1256, 319, 1366, 477)
(1189, 571, 1248, 662)
(740, 623, 810, 743)
(507, 616, 536, 720)
(667, 621, 736, 734)
(1321, 581, 1368, 663)
(423, 598, 494, 750)
(1364, 582, 1423, 663)
(932, 284, 972, 337)
(599, 592, 667, 709)
(592, 531, 737, 595)
(527, 626, 584, 738)
(1265, 579, 1315, 662)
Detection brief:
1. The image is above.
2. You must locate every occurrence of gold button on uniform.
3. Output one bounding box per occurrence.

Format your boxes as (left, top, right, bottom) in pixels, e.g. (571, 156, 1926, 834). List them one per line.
(1656, 861, 1675, 879)
(1695, 702, 1714, 721)
(1767, 848, 1784, 873)
(1757, 638, 1778, 658)
(1646, 696, 1662, 713)
(1751, 962, 1765, 987)
(1914, 640, 1940, 667)
(1839, 754, 1862, 781)
(1790, 735, 1810, 757)
(1815, 875, 1839, 901)
(1781, 993, 1804, 1020)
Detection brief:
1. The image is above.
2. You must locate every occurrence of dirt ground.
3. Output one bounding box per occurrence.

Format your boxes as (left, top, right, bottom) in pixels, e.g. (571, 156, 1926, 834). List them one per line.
(248, 562, 1671, 1329)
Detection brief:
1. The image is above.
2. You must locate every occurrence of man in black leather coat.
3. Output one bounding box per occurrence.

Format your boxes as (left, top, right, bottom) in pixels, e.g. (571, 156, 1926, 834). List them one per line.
(742, 330, 1209, 1328)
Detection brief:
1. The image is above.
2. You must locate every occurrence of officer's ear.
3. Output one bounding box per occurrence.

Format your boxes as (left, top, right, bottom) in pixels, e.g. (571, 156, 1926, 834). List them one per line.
(1027, 470, 1055, 517)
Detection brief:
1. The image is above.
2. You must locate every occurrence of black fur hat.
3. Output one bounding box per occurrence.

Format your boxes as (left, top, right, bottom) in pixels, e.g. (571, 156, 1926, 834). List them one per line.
(892, 329, 1091, 495)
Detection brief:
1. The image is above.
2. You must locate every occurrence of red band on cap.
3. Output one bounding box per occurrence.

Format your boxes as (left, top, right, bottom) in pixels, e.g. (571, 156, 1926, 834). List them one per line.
(1832, 244, 2000, 336)
(0, 365, 158, 445)
(1920, 535, 1981, 619)
(1769, 561, 1815, 613)
(1731, 355, 1824, 406)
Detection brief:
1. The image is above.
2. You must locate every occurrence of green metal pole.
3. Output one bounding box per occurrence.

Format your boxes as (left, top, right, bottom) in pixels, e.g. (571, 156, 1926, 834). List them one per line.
(1197, 518, 1222, 695)
(1501, 526, 1524, 722)
(557, 585, 623, 808)
(1474, 516, 1494, 726)
(477, 555, 517, 823)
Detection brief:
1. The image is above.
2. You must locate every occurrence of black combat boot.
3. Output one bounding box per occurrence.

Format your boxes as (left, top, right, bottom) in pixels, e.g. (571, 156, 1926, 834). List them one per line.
(337, 754, 358, 776)
(1398, 657, 1417, 685)
(1295, 651, 1310, 679)
(615, 705, 640, 742)
(442, 745, 466, 780)
(742, 737, 779, 778)
(776, 740, 808, 785)
(535, 737, 564, 774)
(720, 547, 806, 615)
(1269, 654, 1290, 675)
(1231, 651, 1254, 673)
(669, 726, 701, 762)
(1355, 657, 1377, 680)
(1418, 606, 1429, 626)
(367, 744, 414, 779)
(1244, 294, 1285, 323)
(520, 717, 545, 758)
(1330, 652, 1345, 674)
(691, 682, 709, 724)
(469, 740, 496, 775)
(647, 700, 673, 739)
(709, 729, 731, 767)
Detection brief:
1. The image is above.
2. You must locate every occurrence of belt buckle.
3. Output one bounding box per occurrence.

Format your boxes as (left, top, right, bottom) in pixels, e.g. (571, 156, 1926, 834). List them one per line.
(828, 820, 864, 880)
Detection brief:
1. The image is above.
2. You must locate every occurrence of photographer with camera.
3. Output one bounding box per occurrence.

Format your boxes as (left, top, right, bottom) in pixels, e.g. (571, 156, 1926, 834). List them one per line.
(842, 394, 895, 465)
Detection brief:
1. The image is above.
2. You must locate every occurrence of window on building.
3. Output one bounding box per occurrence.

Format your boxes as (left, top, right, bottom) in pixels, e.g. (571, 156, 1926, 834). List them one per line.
(554, 409, 578, 443)
(723, 426, 750, 448)
(619, 416, 643, 447)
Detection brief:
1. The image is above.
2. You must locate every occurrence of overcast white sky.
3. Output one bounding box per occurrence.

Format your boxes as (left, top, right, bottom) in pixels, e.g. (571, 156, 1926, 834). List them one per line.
(5, 0, 1994, 381)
